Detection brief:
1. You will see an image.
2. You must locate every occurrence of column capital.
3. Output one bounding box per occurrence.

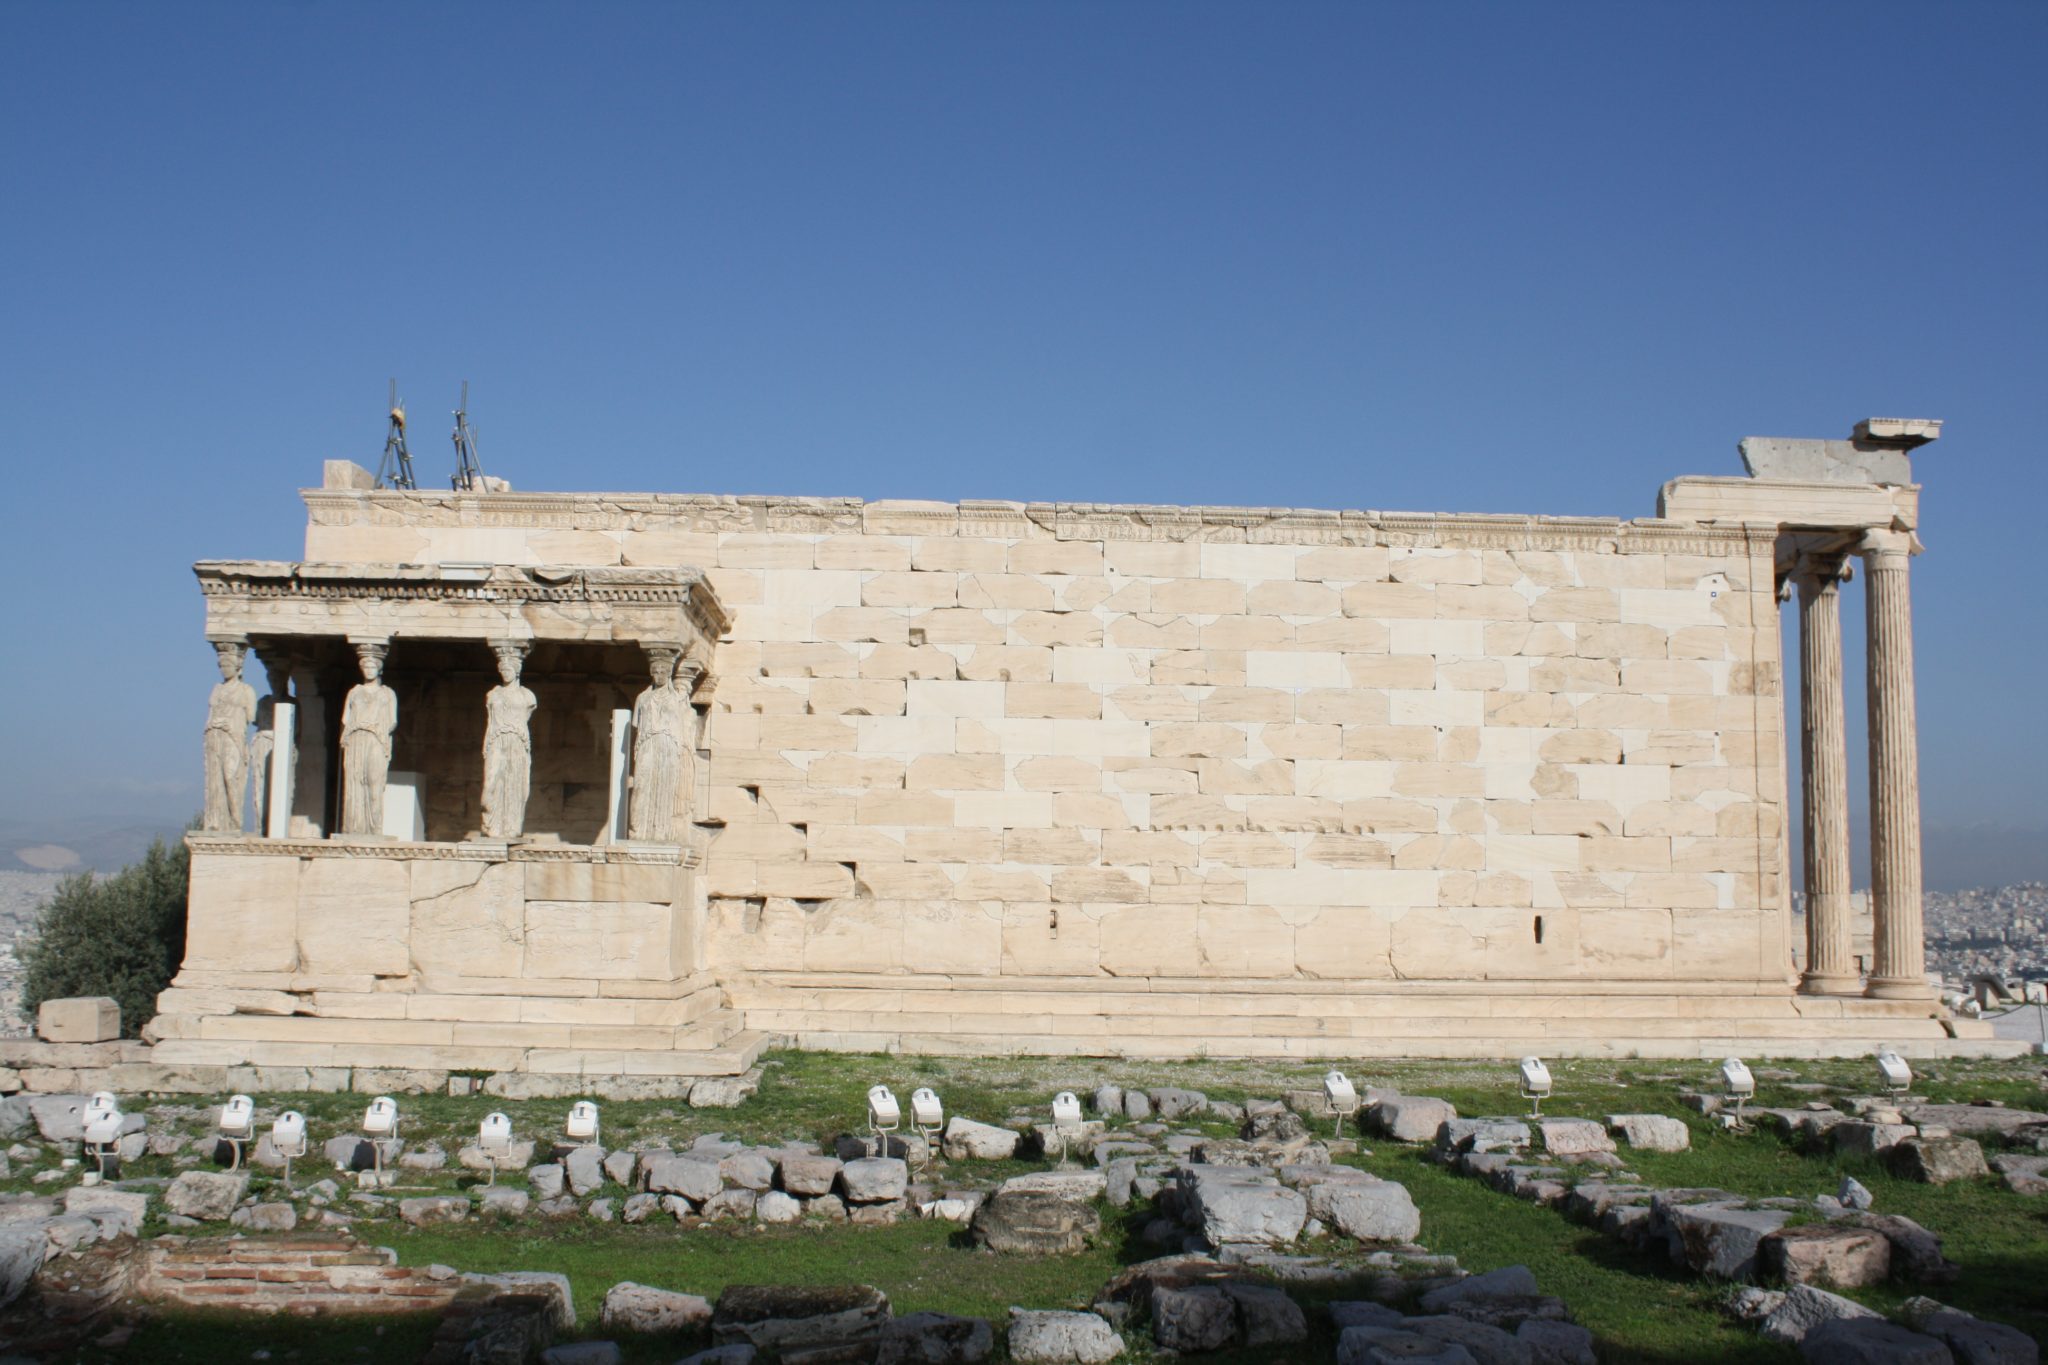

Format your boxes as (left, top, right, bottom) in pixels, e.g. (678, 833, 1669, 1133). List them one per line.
(1858, 528, 1920, 560)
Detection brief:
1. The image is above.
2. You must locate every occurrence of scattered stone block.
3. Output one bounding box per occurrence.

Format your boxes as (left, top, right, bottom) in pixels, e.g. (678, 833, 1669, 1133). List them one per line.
(1305, 1179, 1422, 1243)
(1419, 1266, 1541, 1313)
(1839, 1176, 1874, 1210)
(676, 1349, 756, 1365)
(703, 1188, 758, 1221)
(943, 1117, 1021, 1161)
(970, 1188, 1102, 1254)
(400, 1195, 470, 1225)
(564, 1145, 607, 1196)
(163, 1170, 247, 1221)
(1409, 1313, 1534, 1364)
(601, 1281, 712, 1334)
(1762, 1224, 1892, 1289)
(1338, 1325, 1474, 1364)
(1123, 1091, 1152, 1121)
(1801, 1318, 1955, 1363)
(1438, 1118, 1532, 1155)
(780, 1153, 844, 1197)
(1179, 1165, 1307, 1246)
(718, 1150, 776, 1191)
(1374, 1097, 1458, 1143)
(541, 1345, 620, 1365)
(230, 1201, 297, 1232)
(1606, 1114, 1689, 1152)
(1007, 1308, 1124, 1364)
(1903, 1299, 2039, 1365)
(1833, 1122, 1915, 1158)
(1002, 1170, 1107, 1199)
(1091, 1086, 1123, 1116)
(1538, 1118, 1615, 1158)
(1518, 1319, 1598, 1364)
(480, 1187, 529, 1217)
(1849, 1214, 1960, 1286)
(1150, 1088, 1207, 1120)
(1760, 1284, 1883, 1344)
(1663, 1204, 1791, 1280)
(712, 1284, 890, 1353)
(1152, 1284, 1237, 1353)
(644, 1154, 723, 1202)
(37, 998, 119, 1044)
(61, 1185, 147, 1238)
(601, 1149, 637, 1186)
(689, 1075, 758, 1109)
(840, 1156, 909, 1203)
(874, 1313, 993, 1364)
(1884, 1137, 1990, 1185)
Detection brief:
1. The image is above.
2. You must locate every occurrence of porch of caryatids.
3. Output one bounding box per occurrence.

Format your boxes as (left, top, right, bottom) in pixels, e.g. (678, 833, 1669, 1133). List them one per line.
(1860, 528, 1930, 999)
(200, 639, 258, 833)
(338, 640, 399, 837)
(1794, 557, 1860, 995)
(480, 642, 536, 839)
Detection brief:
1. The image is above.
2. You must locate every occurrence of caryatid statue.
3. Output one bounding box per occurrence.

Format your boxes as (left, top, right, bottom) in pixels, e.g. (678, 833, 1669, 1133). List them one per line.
(626, 648, 692, 843)
(339, 642, 399, 836)
(200, 641, 259, 833)
(480, 643, 536, 839)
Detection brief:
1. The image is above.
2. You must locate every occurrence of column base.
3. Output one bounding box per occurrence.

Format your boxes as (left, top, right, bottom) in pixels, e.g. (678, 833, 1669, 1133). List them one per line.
(1864, 976, 1933, 1001)
(1799, 973, 1864, 997)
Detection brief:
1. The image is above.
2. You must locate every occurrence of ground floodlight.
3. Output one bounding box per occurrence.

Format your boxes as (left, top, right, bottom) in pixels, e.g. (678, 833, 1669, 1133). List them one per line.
(906, 1087, 944, 1172)
(1518, 1056, 1553, 1118)
(1875, 1048, 1912, 1097)
(362, 1096, 400, 1179)
(1323, 1069, 1361, 1140)
(88, 1090, 119, 1117)
(218, 1094, 256, 1170)
(479, 1111, 513, 1186)
(1719, 1057, 1755, 1123)
(272, 1111, 307, 1187)
(1046, 1091, 1084, 1168)
(867, 1085, 901, 1152)
(565, 1101, 600, 1147)
(82, 1100, 124, 1180)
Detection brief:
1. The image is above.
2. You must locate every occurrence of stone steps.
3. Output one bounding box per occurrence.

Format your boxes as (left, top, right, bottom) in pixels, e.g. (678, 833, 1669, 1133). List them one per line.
(147, 1027, 770, 1077)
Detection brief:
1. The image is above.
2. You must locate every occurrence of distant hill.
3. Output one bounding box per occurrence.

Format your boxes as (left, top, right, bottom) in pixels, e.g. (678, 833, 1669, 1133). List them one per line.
(0, 818, 187, 875)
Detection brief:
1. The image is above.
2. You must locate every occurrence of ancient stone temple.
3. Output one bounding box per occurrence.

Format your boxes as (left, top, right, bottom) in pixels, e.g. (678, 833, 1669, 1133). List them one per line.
(148, 419, 2019, 1083)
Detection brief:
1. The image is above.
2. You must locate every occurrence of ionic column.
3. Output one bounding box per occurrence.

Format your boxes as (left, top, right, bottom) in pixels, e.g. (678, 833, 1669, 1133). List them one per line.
(1795, 558, 1859, 995)
(1861, 529, 1930, 999)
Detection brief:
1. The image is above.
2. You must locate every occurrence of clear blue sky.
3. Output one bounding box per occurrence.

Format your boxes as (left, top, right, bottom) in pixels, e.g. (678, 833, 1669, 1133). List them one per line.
(2, 3, 2043, 880)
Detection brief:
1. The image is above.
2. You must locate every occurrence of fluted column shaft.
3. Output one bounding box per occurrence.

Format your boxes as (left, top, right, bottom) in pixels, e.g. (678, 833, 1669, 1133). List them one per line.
(1795, 561, 1859, 994)
(1861, 530, 1929, 999)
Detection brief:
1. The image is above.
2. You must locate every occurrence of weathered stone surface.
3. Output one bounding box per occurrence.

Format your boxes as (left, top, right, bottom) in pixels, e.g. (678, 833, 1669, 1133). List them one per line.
(1241, 1102, 1309, 1144)
(1762, 1224, 1892, 1289)
(675, 1350, 757, 1365)
(62, 1185, 148, 1237)
(645, 1154, 724, 1202)
(943, 1117, 1021, 1161)
(970, 1189, 1101, 1254)
(1306, 1179, 1422, 1243)
(1663, 1204, 1790, 1280)
(1150, 1088, 1208, 1120)
(1223, 1281, 1307, 1346)
(718, 1151, 775, 1191)
(600, 1281, 712, 1334)
(1105, 1158, 1138, 1208)
(690, 1075, 758, 1109)
(840, 1157, 910, 1203)
(539, 1346, 620, 1365)
(877, 1311, 995, 1364)
(781, 1154, 844, 1197)
(1438, 1119, 1531, 1155)
(1339, 1325, 1481, 1364)
(1907, 1303, 2038, 1365)
(1537, 1119, 1615, 1158)
(1007, 1309, 1124, 1364)
(29, 1094, 93, 1143)
(1179, 1166, 1307, 1246)
(601, 1148, 637, 1186)
(1834, 1122, 1916, 1158)
(1801, 1319, 1956, 1364)
(164, 1170, 248, 1221)
(713, 1284, 890, 1352)
(1760, 1284, 1883, 1345)
(1123, 1091, 1153, 1121)
(754, 1190, 800, 1224)
(1409, 1314, 1534, 1365)
(1092, 1086, 1123, 1116)
(703, 1188, 757, 1221)
(400, 1194, 471, 1225)
(1517, 1320, 1597, 1365)
(564, 1145, 607, 1196)
(480, 1186, 530, 1217)
(528, 1163, 567, 1199)
(1850, 1214, 1960, 1286)
(1884, 1137, 1990, 1186)
(1419, 1266, 1541, 1313)
(37, 998, 121, 1044)
(1606, 1114, 1689, 1152)
(1839, 1176, 1874, 1210)
(1375, 1097, 1458, 1143)
(1002, 1170, 1107, 1199)
(460, 1138, 537, 1172)
(1152, 1284, 1237, 1353)
(0, 1224, 49, 1311)
(1900, 1104, 2048, 1138)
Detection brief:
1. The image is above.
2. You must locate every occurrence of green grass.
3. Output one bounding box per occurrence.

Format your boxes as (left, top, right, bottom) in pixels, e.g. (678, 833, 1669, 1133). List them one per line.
(16, 1050, 2048, 1362)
